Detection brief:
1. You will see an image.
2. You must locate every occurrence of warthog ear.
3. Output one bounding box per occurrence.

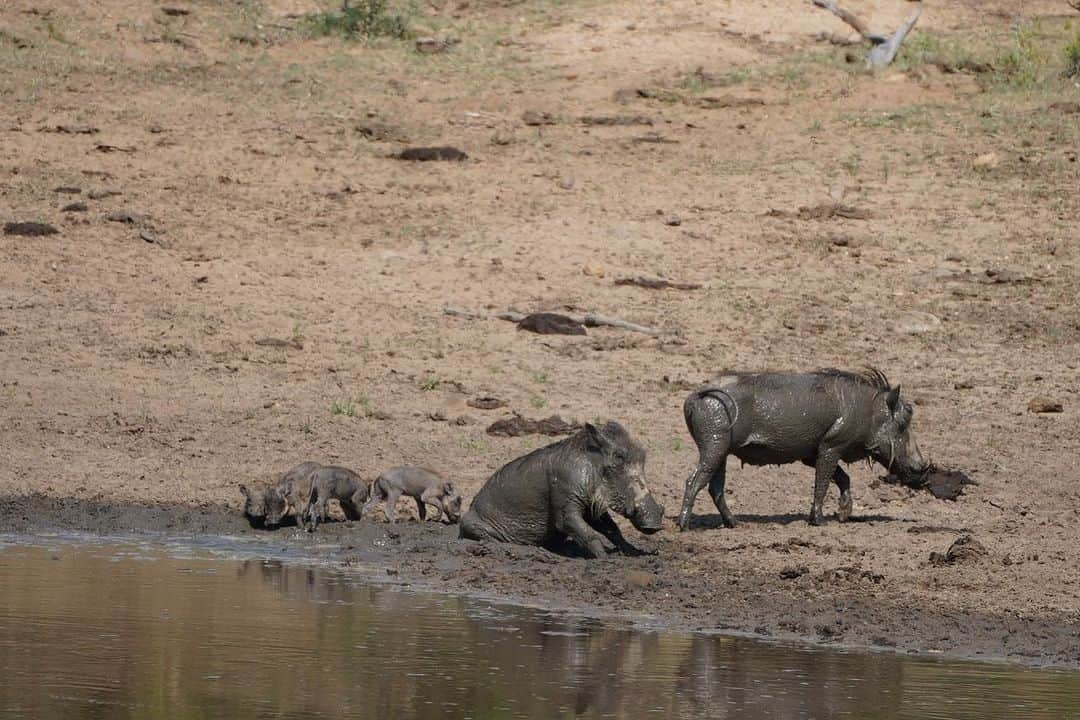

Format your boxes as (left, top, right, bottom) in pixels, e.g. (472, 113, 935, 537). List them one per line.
(443, 482, 454, 494)
(239, 484, 250, 498)
(885, 385, 901, 415)
(584, 423, 608, 451)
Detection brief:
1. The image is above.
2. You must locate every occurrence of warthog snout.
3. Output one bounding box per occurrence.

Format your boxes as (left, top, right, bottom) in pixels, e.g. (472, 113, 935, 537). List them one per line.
(630, 495, 665, 534)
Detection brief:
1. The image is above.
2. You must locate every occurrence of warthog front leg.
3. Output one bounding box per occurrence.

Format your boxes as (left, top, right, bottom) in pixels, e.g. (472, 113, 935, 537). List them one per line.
(810, 449, 842, 526)
(833, 465, 853, 522)
(420, 488, 444, 522)
(557, 506, 608, 558)
(592, 512, 645, 556)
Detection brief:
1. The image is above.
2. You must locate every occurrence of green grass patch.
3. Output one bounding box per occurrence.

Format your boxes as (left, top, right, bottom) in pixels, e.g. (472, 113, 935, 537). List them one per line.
(305, 0, 413, 41)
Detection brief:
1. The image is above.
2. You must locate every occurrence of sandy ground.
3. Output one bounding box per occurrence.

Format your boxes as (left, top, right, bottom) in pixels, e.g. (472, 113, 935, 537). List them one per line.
(2, 0, 1079, 666)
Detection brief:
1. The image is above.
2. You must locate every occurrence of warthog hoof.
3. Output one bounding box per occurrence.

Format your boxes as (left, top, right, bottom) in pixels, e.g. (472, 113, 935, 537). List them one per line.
(837, 495, 853, 522)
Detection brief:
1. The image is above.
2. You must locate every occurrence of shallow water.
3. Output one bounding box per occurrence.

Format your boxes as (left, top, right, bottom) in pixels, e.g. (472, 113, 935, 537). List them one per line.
(0, 537, 1077, 720)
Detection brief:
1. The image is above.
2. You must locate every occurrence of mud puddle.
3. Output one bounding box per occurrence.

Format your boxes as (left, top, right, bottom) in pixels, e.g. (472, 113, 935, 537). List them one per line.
(1, 537, 1079, 719)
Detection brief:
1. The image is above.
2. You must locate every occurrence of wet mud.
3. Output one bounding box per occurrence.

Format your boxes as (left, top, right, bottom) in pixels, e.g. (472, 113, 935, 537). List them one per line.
(2, 493, 1076, 669)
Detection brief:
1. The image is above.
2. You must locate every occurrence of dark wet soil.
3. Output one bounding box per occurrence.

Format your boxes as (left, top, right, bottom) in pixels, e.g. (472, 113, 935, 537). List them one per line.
(3, 493, 1076, 669)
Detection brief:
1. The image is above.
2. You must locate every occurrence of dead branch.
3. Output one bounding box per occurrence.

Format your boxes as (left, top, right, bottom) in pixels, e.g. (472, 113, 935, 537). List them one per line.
(810, 0, 885, 43)
(869, 9, 921, 67)
(614, 276, 702, 291)
(442, 306, 671, 337)
(810, 0, 921, 67)
(442, 306, 525, 322)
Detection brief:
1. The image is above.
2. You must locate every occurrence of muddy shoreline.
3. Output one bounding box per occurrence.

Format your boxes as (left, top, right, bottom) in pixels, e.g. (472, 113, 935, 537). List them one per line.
(3, 494, 1075, 669)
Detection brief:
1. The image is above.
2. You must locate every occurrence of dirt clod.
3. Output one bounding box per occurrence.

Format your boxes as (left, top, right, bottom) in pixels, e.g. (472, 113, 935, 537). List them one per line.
(467, 396, 507, 410)
(415, 36, 460, 53)
(522, 110, 558, 126)
(615, 276, 700, 291)
(395, 146, 468, 162)
(1028, 398, 1063, 414)
(253, 337, 303, 350)
(930, 535, 988, 566)
(486, 414, 582, 437)
(579, 115, 654, 126)
(357, 121, 409, 143)
(4, 222, 58, 236)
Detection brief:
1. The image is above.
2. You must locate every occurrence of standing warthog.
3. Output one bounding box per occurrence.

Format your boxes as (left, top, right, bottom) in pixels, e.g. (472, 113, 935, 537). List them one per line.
(460, 421, 665, 558)
(677, 368, 929, 530)
(362, 466, 463, 524)
(240, 461, 322, 529)
(302, 465, 369, 531)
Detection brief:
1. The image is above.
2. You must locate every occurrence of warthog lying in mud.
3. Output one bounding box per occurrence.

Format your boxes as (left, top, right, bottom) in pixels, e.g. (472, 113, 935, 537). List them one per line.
(460, 421, 665, 557)
(676, 368, 929, 530)
(362, 466, 463, 524)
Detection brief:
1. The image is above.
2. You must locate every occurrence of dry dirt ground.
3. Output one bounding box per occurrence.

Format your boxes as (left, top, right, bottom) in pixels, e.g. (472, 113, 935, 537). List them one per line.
(2, 0, 1079, 666)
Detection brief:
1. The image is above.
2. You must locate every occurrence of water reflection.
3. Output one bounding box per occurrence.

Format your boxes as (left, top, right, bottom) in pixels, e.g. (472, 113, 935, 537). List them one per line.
(0, 541, 1076, 720)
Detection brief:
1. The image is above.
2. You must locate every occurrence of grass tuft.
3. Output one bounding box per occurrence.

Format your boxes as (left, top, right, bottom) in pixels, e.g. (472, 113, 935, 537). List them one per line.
(305, 0, 413, 41)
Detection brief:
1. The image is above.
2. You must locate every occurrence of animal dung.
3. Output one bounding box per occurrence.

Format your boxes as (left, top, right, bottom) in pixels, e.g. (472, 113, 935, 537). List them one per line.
(4, 222, 59, 237)
(516, 313, 587, 335)
(930, 535, 987, 566)
(467, 396, 507, 410)
(395, 146, 468, 162)
(486, 414, 582, 437)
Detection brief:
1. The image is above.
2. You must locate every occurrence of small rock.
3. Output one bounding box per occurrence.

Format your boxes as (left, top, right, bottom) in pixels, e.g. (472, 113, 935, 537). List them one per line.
(62, 202, 88, 213)
(892, 311, 941, 335)
(357, 121, 410, 143)
(1028, 398, 1063, 414)
(4, 222, 58, 236)
(779, 565, 809, 580)
(662, 215, 682, 226)
(623, 570, 655, 588)
(428, 410, 448, 422)
(522, 110, 558, 126)
(54, 186, 81, 194)
(972, 152, 1000, 170)
(582, 265, 605, 278)
(87, 188, 121, 200)
(557, 176, 575, 190)
(415, 35, 460, 53)
(106, 211, 145, 225)
(453, 415, 476, 426)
